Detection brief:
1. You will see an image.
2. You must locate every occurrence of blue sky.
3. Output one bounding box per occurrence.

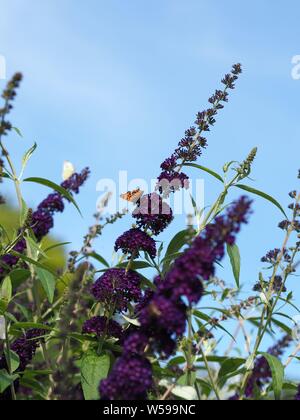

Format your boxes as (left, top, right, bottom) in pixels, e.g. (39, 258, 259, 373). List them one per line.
(1, 0, 300, 375)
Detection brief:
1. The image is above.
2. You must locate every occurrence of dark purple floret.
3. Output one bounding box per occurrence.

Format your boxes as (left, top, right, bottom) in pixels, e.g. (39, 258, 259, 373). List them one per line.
(135, 288, 156, 314)
(61, 167, 90, 194)
(253, 275, 287, 294)
(99, 355, 153, 400)
(91, 269, 142, 313)
(31, 210, 54, 241)
(123, 332, 149, 356)
(114, 228, 157, 259)
(138, 296, 187, 357)
(174, 127, 207, 163)
(82, 316, 122, 339)
(160, 155, 177, 172)
(10, 328, 46, 372)
(157, 171, 189, 196)
(38, 193, 64, 214)
(133, 193, 173, 236)
(261, 248, 291, 264)
(140, 296, 187, 336)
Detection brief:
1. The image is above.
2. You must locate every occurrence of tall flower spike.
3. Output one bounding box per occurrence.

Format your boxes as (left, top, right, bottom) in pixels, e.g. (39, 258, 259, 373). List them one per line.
(0, 73, 23, 137)
(157, 64, 243, 200)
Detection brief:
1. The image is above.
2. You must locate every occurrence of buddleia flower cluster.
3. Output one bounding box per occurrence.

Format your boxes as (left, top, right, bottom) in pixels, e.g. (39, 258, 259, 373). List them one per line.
(0, 328, 46, 400)
(0, 168, 90, 276)
(99, 196, 252, 400)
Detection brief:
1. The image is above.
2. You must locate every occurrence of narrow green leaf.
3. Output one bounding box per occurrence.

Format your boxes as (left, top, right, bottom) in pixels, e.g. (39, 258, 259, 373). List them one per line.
(81, 351, 110, 400)
(162, 229, 189, 272)
(12, 127, 23, 137)
(88, 252, 110, 268)
(1, 276, 12, 302)
(117, 261, 152, 270)
(10, 251, 57, 276)
(122, 314, 141, 327)
(35, 267, 56, 304)
(12, 322, 52, 331)
(184, 163, 223, 183)
(43, 242, 71, 253)
(20, 143, 37, 178)
(23, 177, 82, 216)
(260, 353, 284, 400)
(235, 184, 287, 217)
(227, 243, 241, 288)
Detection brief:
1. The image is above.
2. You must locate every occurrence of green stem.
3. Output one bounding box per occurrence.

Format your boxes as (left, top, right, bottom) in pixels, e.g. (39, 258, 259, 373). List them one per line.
(199, 345, 221, 400)
(4, 317, 17, 400)
(186, 306, 193, 386)
(239, 200, 299, 398)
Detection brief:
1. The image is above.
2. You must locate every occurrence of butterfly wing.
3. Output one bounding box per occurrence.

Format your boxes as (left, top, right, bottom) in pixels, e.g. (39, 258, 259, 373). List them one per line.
(62, 161, 75, 181)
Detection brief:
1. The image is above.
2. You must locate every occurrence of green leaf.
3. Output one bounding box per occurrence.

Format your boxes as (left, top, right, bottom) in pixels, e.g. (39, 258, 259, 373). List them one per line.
(0, 369, 19, 393)
(43, 242, 71, 253)
(218, 358, 245, 381)
(13, 322, 52, 331)
(81, 351, 110, 400)
(88, 252, 110, 268)
(11, 251, 57, 276)
(9, 269, 31, 290)
(177, 372, 197, 386)
(162, 229, 189, 272)
(1, 276, 12, 302)
(227, 243, 241, 288)
(35, 267, 56, 304)
(184, 163, 224, 183)
(117, 261, 152, 270)
(159, 379, 197, 400)
(122, 314, 141, 327)
(260, 353, 284, 400)
(23, 177, 82, 216)
(12, 127, 23, 137)
(235, 184, 287, 217)
(5, 350, 20, 373)
(20, 143, 37, 178)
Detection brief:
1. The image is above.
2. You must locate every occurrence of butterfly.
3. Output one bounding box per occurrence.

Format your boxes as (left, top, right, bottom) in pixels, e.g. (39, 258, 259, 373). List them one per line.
(120, 188, 143, 203)
(62, 161, 75, 181)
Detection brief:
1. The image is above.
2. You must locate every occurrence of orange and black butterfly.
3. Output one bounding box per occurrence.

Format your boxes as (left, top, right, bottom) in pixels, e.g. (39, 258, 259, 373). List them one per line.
(120, 188, 143, 203)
